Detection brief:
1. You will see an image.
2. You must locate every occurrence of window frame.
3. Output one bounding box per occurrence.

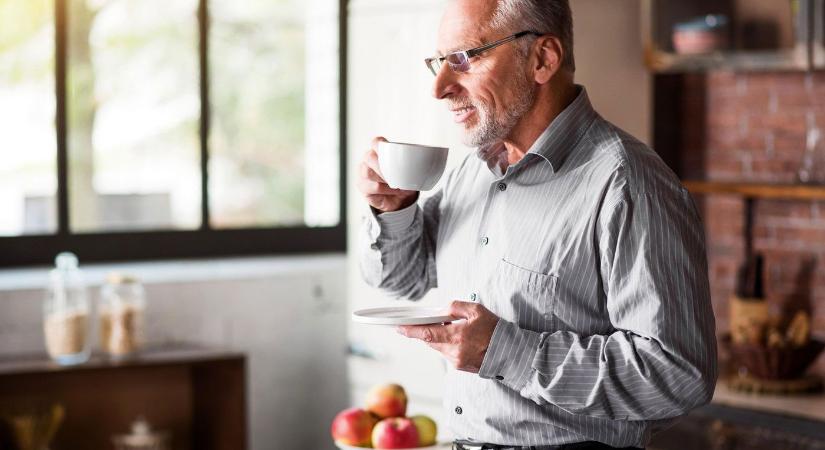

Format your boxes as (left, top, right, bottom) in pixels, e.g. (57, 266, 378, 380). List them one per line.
(0, 0, 348, 268)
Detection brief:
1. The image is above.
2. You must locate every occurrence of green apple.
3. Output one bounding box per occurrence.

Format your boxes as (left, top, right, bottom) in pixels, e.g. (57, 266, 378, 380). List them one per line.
(410, 415, 437, 446)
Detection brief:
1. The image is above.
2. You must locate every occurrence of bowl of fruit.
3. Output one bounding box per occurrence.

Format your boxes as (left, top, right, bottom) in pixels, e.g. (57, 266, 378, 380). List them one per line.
(331, 383, 447, 449)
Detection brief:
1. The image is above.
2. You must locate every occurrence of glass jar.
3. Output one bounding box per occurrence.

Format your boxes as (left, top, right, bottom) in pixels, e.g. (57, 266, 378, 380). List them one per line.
(43, 252, 91, 365)
(99, 272, 146, 358)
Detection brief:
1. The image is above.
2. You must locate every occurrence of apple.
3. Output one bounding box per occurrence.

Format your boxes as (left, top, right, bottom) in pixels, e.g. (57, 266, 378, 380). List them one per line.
(365, 383, 407, 418)
(410, 415, 437, 446)
(331, 407, 378, 447)
(372, 417, 420, 449)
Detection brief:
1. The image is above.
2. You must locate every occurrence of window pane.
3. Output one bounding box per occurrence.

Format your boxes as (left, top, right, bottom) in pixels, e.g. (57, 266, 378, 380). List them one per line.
(209, 0, 340, 229)
(0, 0, 57, 236)
(67, 0, 201, 233)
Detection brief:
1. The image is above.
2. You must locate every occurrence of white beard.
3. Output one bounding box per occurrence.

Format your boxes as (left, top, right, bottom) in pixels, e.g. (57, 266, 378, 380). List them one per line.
(461, 72, 536, 147)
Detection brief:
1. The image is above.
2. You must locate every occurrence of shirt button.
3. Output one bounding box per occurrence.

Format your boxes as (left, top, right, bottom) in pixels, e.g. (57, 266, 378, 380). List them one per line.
(495, 375, 504, 380)
(455, 406, 463, 415)
(469, 293, 477, 301)
(497, 182, 507, 191)
(480, 236, 489, 246)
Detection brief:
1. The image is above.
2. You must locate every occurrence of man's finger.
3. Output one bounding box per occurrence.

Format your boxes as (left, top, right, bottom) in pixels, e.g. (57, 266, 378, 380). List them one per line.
(371, 136, 388, 148)
(364, 150, 383, 178)
(366, 194, 391, 210)
(362, 164, 388, 185)
(397, 324, 453, 343)
(358, 178, 398, 196)
(448, 300, 480, 320)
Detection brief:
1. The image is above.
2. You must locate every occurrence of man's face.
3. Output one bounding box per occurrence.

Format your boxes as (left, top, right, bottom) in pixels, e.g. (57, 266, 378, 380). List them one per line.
(432, 0, 536, 147)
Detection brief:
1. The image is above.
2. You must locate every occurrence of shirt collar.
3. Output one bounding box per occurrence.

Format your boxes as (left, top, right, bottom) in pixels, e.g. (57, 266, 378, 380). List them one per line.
(476, 85, 597, 175)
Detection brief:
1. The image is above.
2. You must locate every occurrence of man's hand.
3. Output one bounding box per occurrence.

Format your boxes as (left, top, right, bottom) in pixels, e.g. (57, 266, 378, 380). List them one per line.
(357, 136, 419, 213)
(397, 301, 500, 373)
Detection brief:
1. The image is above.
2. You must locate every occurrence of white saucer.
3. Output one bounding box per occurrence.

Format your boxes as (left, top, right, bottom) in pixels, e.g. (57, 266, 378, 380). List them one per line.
(351, 306, 454, 326)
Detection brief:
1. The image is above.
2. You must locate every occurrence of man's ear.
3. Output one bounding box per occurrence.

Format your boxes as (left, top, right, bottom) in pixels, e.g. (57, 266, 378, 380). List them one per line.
(533, 35, 563, 84)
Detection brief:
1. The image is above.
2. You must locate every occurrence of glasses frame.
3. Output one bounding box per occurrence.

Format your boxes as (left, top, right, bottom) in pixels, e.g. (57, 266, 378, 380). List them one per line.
(425, 30, 541, 76)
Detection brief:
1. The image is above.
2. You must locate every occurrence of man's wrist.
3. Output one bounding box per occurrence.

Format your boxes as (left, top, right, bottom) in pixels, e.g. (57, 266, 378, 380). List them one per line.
(372, 200, 418, 236)
(478, 320, 541, 393)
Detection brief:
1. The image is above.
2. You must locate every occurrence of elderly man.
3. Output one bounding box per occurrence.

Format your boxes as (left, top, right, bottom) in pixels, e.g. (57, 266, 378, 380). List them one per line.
(357, 0, 717, 449)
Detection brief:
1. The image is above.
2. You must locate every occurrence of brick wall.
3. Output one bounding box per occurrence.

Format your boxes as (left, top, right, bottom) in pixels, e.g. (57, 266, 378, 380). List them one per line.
(669, 71, 825, 375)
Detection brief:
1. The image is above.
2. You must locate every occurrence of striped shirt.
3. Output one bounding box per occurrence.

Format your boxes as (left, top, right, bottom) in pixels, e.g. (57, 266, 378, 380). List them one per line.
(360, 86, 717, 447)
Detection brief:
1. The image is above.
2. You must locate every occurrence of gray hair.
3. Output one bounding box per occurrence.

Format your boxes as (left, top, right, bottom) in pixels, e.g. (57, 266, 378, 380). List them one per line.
(487, 0, 575, 72)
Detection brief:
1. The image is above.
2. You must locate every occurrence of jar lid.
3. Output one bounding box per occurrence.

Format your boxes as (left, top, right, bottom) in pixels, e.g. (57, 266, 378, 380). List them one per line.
(107, 272, 140, 285)
(674, 14, 729, 32)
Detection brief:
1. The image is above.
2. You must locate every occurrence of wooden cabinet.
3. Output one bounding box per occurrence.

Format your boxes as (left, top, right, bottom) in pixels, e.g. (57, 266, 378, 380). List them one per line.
(642, 0, 825, 72)
(0, 346, 246, 450)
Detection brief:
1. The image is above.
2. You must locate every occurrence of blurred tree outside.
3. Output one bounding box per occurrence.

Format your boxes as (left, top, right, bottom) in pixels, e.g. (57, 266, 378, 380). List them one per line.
(67, 0, 99, 231)
(0, 0, 57, 235)
(209, 0, 307, 228)
(68, 0, 201, 232)
(1, 0, 337, 235)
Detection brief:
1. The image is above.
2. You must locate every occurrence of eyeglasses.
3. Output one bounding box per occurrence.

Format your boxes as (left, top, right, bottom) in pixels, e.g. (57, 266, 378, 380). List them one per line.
(424, 30, 541, 76)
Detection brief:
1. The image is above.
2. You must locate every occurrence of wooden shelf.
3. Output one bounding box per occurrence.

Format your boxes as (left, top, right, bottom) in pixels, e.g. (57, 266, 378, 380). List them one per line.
(713, 378, 825, 423)
(0, 344, 247, 450)
(683, 180, 825, 201)
(645, 49, 809, 73)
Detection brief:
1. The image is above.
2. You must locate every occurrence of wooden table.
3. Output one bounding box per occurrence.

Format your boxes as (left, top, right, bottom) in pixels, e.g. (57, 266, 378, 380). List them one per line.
(0, 345, 246, 450)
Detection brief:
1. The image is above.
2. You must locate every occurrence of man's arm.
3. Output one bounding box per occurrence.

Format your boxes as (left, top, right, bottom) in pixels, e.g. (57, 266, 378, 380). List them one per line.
(476, 187, 718, 420)
(360, 191, 442, 300)
(356, 136, 442, 300)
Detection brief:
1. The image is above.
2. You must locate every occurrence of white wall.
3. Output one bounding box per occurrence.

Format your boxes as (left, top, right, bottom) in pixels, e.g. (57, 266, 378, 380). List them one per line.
(346, 1, 468, 441)
(572, 0, 651, 144)
(344, 0, 651, 442)
(0, 256, 348, 450)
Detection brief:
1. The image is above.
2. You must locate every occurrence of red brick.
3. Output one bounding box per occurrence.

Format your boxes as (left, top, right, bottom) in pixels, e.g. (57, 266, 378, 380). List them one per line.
(749, 159, 799, 182)
(708, 71, 738, 87)
(774, 86, 817, 111)
(774, 226, 825, 249)
(772, 131, 808, 153)
(770, 72, 808, 92)
(676, 73, 825, 353)
(816, 111, 825, 131)
(758, 200, 814, 219)
(749, 112, 809, 135)
(706, 108, 740, 125)
(739, 130, 770, 152)
(745, 72, 779, 93)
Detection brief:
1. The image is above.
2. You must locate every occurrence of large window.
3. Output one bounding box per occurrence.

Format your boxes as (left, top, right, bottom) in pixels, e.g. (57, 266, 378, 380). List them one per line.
(0, 0, 345, 266)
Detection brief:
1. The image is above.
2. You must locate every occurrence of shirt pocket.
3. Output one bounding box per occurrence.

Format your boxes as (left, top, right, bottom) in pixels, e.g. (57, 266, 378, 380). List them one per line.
(487, 258, 558, 333)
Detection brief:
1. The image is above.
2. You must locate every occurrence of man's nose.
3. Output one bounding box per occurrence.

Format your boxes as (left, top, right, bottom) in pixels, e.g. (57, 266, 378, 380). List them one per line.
(431, 63, 460, 100)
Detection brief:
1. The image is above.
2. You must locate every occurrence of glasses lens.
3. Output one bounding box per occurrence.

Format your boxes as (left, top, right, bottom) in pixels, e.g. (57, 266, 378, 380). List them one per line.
(425, 57, 440, 76)
(445, 52, 470, 72)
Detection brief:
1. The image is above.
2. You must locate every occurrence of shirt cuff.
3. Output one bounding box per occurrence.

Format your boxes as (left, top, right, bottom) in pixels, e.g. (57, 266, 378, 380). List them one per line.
(478, 319, 542, 393)
(373, 202, 418, 236)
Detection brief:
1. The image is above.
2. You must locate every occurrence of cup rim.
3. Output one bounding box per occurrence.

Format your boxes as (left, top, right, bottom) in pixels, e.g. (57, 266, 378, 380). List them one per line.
(379, 140, 448, 151)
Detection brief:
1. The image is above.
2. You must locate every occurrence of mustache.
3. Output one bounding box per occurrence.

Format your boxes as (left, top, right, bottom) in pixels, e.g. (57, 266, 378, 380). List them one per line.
(447, 98, 477, 110)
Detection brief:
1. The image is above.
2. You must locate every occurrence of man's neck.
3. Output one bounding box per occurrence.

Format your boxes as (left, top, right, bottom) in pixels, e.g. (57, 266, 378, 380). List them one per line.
(502, 81, 578, 166)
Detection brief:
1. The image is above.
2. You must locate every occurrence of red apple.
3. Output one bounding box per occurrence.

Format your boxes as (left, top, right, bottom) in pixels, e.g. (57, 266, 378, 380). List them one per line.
(331, 407, 378, 447)
(372, 417, 420, 449)
(365, 383, 407, 418)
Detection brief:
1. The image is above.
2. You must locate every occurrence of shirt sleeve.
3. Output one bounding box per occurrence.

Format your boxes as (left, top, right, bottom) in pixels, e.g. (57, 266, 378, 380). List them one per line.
(359, 190, 443, 300)
(478, 186, 718, 421)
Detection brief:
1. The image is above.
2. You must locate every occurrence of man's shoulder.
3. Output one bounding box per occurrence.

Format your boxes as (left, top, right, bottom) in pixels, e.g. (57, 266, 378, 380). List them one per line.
(584, 116, 683, 198)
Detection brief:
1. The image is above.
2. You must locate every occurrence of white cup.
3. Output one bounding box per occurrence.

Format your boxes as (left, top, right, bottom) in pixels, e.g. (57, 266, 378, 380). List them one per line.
(376, 141, 449, 191)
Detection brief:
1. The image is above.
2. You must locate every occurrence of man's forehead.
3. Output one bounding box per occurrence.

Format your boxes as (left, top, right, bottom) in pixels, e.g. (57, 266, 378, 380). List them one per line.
(436, 0, 496, 54)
